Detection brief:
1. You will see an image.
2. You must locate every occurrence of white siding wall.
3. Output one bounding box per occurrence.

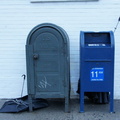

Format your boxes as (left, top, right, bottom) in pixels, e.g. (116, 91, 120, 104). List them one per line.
(0, 0, 120, 98)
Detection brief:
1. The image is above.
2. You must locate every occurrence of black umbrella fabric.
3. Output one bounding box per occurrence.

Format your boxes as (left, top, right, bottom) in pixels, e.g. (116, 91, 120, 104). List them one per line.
(0, 95, 49, 113)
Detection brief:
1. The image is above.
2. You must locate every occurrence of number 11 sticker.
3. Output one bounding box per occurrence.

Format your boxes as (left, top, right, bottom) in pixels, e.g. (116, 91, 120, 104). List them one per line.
(90, 68, 104, 81)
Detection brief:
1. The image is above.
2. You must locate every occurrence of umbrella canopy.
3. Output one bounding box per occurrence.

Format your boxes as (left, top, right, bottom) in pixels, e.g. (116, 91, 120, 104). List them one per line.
(0, 96, 49, 113)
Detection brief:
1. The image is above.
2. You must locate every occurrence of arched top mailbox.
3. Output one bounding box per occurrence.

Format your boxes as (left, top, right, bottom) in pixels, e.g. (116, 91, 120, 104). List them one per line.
(26, 23, 70, 112)
(26, 23, 69, 45)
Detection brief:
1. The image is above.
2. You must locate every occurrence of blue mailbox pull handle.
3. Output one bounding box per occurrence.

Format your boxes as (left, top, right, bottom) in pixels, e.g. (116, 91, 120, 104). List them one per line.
(85, 59, 111, 62)
(33, 53, 39, 60)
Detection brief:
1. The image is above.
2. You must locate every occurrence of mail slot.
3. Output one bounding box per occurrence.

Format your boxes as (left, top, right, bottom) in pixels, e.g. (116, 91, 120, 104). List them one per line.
(80, 31, 115, 113)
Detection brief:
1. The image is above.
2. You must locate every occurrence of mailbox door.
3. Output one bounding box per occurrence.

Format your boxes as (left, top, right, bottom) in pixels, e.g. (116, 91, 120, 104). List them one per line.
(31, 27, 65, 98)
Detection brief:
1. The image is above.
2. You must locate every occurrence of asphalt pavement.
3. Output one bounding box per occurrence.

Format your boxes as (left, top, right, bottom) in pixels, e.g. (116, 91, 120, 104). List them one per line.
(0, 98, 120, 120)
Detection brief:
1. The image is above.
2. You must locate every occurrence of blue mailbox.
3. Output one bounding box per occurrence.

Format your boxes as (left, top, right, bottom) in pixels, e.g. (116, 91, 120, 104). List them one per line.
(80, 31, 115, 113)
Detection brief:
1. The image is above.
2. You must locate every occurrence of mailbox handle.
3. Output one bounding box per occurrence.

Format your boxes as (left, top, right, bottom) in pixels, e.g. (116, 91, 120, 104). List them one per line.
(33, 53, 39, 60)
(85, 59, 111, 62)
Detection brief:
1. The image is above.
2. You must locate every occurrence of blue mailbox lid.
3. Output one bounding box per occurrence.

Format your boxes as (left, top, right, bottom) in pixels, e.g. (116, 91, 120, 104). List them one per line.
(80, 31, 114, 48)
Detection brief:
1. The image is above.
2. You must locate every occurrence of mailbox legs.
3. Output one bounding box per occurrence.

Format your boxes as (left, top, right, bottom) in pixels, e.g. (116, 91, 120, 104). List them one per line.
(110, 91, 114, 113)
(80, 92, 84, 113)
(28, 95, 33, 112)
(65, 96, 70, 113)
(79, 91, 114, 113)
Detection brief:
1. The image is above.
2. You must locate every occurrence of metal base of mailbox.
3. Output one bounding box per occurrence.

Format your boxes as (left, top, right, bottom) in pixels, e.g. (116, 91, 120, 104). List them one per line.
(79, 91, 114, 113)
(28, 95, 70, 113)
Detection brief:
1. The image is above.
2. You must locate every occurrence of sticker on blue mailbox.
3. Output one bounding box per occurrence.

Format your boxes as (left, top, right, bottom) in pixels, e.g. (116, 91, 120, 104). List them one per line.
(90, 68, 104, 81)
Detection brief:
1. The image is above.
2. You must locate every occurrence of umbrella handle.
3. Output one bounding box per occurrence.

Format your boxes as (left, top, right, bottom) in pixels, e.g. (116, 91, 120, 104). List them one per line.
(21, 74, 26, 98)
(21, 74, 26, 80)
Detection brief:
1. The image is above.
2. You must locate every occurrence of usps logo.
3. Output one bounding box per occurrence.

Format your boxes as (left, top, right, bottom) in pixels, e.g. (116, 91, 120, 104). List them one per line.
(90, 68, 104, 81)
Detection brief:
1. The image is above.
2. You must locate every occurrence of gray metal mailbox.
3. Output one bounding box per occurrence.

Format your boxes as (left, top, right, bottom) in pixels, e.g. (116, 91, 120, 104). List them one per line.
(26, 23, 70, 112)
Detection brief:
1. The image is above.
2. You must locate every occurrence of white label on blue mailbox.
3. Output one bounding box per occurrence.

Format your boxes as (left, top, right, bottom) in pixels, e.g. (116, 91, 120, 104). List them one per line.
(90, 68, 104, 81)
